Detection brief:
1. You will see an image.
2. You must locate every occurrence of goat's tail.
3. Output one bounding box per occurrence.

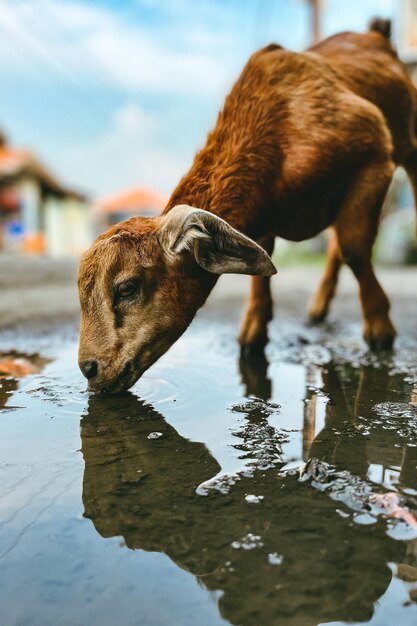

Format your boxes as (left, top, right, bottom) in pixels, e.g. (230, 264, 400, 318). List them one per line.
(368, 17, 392, 41)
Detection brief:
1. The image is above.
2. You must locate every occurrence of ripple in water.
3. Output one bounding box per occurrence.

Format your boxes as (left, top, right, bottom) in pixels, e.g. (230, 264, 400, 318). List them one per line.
(134, 344, 234, 410)
(373, 402, 417, 444)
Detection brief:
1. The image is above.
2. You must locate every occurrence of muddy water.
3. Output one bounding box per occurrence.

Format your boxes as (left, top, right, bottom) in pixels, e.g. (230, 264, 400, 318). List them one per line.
(1, 318, 417, 626)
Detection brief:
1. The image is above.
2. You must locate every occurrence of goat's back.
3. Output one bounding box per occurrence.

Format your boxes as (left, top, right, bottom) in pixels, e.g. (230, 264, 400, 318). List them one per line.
(311, 29, 417, 162)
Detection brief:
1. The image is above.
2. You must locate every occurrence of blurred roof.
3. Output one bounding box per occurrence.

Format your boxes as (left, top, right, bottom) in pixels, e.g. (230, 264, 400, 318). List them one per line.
(0, 137, 86, 201)
(96, 187, 167, 215)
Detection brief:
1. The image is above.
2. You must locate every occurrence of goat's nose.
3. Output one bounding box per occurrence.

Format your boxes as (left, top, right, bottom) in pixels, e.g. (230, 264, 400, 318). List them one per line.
(80, 360, 98, 380)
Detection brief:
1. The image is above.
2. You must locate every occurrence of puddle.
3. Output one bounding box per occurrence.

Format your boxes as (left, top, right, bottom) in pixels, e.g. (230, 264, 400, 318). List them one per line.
(1, 323, 417, 626)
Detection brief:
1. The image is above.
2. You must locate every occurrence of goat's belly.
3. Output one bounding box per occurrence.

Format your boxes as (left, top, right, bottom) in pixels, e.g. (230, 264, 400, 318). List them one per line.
(271, 197, 338, 241)
(274, 220, 330, 242)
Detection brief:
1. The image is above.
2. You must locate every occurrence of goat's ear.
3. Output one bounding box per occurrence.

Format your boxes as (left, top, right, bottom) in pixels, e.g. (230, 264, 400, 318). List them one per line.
(159, 205, 276, 276)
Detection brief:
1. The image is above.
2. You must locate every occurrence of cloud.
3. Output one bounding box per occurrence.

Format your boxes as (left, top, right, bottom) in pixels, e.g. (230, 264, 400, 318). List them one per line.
(1, 0, 391, 198)
(85, 29, 230, 97)
(0, 0, 239, 98)
(0, 0, 238, 196)
(58, 102, 189, 197)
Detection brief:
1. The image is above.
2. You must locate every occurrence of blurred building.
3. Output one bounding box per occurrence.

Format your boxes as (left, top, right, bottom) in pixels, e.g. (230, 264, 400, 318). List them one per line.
(0, 132, 91, 257)
(380, 0, 417, 263)
(95, 187, 167, 232)
(396, 0, 417, 64)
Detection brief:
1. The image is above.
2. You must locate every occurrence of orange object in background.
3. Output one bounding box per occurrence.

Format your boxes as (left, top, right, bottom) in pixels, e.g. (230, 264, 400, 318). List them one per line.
(96, 187, 167, 216)
(0, 352, 49, 378)
(0, 357, 38, 378)
(22, 232, 46, 254)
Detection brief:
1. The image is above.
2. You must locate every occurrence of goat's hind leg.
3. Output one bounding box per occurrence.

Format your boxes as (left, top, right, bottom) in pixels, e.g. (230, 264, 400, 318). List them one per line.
(308, 228, 342, 323)
(239, 234, 275, 356)
(334, 158, 396, 350)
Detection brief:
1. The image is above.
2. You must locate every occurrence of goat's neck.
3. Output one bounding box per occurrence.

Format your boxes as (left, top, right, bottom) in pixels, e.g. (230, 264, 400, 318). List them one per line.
(163, 148, 272, 313)
(165, 153, 267, 241)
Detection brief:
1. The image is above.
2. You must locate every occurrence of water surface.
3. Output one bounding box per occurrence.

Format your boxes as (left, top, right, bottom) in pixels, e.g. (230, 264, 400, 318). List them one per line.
(1, 317, 417, 626)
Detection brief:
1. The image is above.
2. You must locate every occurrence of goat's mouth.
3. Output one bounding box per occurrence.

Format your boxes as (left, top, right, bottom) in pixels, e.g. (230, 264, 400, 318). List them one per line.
(88, 360, 142, 394)
(87, 336, 178, 394)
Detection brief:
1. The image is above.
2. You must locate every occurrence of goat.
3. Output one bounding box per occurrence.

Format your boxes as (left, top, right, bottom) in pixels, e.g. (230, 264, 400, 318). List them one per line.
(78, 20, 414, 393)
(308, 19, 417, 326)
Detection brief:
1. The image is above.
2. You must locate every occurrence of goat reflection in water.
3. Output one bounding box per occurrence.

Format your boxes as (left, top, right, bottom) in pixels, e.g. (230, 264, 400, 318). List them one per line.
(305, 364, 417, 488)
(80, 357, 417, 626)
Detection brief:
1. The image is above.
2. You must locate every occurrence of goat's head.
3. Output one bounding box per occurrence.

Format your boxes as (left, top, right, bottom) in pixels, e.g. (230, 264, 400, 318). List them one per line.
(78, 205, 276, 393)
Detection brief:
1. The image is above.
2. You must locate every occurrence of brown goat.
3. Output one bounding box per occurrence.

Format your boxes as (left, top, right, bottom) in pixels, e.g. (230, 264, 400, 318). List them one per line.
(78, 20, 413, 393)
(308, 20, 417, 325)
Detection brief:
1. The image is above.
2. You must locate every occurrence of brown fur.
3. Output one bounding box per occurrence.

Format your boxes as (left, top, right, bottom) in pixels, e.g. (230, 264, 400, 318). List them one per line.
(79, 22, 412, 392)
(309, 24, 417, 327)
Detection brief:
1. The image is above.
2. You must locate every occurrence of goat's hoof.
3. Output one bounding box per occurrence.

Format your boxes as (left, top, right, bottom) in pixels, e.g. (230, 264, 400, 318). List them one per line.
(367, 336, 395, 352)
(307, 302, 328, 325)
(364, 320, 396, 352)
(238, 315, 268, 356)
(308, 311, 327, 325)
(308, 297, 329, 325)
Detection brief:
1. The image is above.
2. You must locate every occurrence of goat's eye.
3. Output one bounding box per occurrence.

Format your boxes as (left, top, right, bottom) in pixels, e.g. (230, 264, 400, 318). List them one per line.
(116, 280, 139, 300)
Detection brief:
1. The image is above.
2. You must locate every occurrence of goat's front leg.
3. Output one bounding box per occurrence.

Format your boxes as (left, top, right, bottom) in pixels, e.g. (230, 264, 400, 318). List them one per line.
(239, 234, 275, 355)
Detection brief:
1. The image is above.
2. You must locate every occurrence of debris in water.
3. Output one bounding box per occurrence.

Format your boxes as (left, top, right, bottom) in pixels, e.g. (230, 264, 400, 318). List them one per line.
(231, 533, 264, 550)
(354, 513, 377, 525)
(147, 431, 163, 440)
(369, 492, 417, 529)
(230, 397, 280, 417)
(245, 494, 264, 504)
(268, 553, 283, 566)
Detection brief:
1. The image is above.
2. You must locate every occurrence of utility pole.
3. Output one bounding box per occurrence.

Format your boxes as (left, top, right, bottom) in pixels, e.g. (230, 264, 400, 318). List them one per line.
(309, 0, 321, 44)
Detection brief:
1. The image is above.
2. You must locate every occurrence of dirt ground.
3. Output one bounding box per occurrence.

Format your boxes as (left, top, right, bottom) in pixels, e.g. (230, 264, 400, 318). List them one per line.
(1, 252, 416, 339)
(0, 253, 79, 328)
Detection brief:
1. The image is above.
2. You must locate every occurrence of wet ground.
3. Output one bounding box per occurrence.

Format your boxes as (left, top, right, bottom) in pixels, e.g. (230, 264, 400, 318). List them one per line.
(1, 263, 417, 626)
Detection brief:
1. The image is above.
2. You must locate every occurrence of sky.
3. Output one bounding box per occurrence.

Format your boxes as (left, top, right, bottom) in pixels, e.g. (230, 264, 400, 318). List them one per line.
(0, 0, 395, 200)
